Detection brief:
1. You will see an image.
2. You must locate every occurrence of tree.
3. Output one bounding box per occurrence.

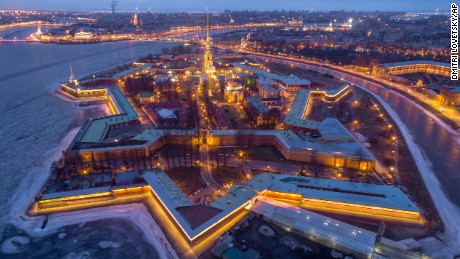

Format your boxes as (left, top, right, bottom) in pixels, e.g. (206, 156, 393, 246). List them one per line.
(90, 152, 97, 173)
(311, 167, 320, 178)
(236, 130, 245, 150)
(222, 147, 230, 169)
(122, 151, 129, 170)
(164, 150, 170, 169)
(354, 147, 365, 172)
(104, 152, 112, 171)
(365, 170, 371, 183)
(300, 165, 307, 176)
(130, 150, 138, 171)
(349, 170, 356, 182)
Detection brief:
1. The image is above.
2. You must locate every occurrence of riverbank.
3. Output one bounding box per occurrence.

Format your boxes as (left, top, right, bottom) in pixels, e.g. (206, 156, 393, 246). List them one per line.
(357, 74, 460, 131)
(243, 51, 460, 133)
(355, 84, 460, 257)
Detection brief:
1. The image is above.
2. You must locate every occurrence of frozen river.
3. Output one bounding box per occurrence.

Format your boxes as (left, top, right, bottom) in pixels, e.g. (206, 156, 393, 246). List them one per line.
(0, 26, 179, 257)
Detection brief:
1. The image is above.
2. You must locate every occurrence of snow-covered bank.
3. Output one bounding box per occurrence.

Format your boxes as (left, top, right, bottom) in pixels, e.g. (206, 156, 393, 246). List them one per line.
(371, 83, 460, 136)
(355, 85, 460, 258)
(6, 128, 178, 259)
(7, 127, 80, 221)
(13, 204, 178, 259)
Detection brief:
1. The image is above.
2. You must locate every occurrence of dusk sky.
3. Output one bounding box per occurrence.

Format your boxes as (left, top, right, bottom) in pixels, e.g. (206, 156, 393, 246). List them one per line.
(0, 0, 452, 12)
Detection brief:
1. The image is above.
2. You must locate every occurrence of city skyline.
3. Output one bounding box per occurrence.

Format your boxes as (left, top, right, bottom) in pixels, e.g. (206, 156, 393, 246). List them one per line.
(0, 0, 451, 12)
(0, 4, 458, 258)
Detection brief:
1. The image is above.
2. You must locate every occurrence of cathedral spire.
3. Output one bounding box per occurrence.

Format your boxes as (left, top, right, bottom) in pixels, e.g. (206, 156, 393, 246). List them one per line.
(203, 7, 214, 73)
(206, 6, 210, 43)
(69, 64, 79, 85)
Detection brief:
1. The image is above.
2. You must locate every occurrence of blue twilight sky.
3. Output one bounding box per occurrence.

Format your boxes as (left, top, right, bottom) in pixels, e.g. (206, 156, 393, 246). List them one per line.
(0, 0, 452, 12)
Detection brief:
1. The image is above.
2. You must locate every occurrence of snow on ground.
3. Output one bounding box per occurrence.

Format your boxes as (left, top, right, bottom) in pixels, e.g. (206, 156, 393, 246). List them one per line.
(6, 128, 178, 259)
(356, 84, 460, 258)
(7, 127, 80, 219)
(0, 236, 30, 254)
(53, 92, 111, 113)
(99, 240, 121, 249)
(14, 204, 178, 259)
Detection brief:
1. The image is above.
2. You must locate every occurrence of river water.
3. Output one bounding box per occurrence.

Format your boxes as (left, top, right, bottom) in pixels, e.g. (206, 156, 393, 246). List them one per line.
(2, 26, 459, 256)
(0, 27, 179, 255)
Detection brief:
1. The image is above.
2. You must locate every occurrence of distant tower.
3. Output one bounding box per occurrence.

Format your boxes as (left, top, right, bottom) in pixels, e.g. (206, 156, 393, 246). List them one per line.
(69, 64, 79, 85)
(111, 0, 118, 14)
(203, 8, 214, 73)
(36, 26, 42, 35)
(240, 32, 251, 50)
(417, 78, 424, 87)
(133, 14, 139, 26)
(325, 21, 334, 32)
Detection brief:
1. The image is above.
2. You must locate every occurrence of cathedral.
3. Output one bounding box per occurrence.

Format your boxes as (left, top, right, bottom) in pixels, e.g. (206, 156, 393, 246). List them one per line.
(203, 10, 215, 75)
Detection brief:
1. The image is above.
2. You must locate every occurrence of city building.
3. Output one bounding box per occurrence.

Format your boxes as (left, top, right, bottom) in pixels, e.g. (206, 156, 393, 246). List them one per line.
(35, 171, 423, 258)
(224, 80, 244, 103)
(208, 101, 229, 130)
(74, 31, 94, 40)
(233, 63, 311, 92)
(372, 60, 450, 77)
(257, 76, 282, 99)
(125, 75, 154, 95)
(143, 101, 188, 128)
(283, 84, 349, 132)
(439, 86, 460, 106)
(138, 91, 155, 104)
(244, 96, 278, 127)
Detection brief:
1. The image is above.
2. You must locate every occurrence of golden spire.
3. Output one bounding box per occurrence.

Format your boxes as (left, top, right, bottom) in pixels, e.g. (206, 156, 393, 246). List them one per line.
(206, 6, 210, 43)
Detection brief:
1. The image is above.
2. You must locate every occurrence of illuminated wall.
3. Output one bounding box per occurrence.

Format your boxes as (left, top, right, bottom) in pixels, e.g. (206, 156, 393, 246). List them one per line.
(372, 63, 449, 77)
(264, 190, 422, 225)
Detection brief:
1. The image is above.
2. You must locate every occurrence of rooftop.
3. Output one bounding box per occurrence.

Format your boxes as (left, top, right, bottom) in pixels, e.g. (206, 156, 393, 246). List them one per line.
(251, 197, 377, 257)
(272, 175, 420, 213)
(234, 63, 311, 86)
(210, 173, 276, 211)
(283, 84, 349, 131)
(142, 169, 265, 240)
(79, 87, 138, 143)
(382, 60, 450, 69)
(245, 96, 270, 114)
(157, 108, 178, 119)
(112, 63, 152, 79)
(283, 88, 319, 130)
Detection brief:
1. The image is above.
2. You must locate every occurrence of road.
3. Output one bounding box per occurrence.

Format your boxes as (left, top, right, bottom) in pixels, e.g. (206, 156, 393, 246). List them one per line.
(199, 144, 224, 190)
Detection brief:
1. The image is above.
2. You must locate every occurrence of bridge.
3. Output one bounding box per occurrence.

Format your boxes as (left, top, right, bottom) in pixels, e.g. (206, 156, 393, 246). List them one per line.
(0, 39, 29, 43)
(1, 22, 283, 44)
(0, 21, 71, 30)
